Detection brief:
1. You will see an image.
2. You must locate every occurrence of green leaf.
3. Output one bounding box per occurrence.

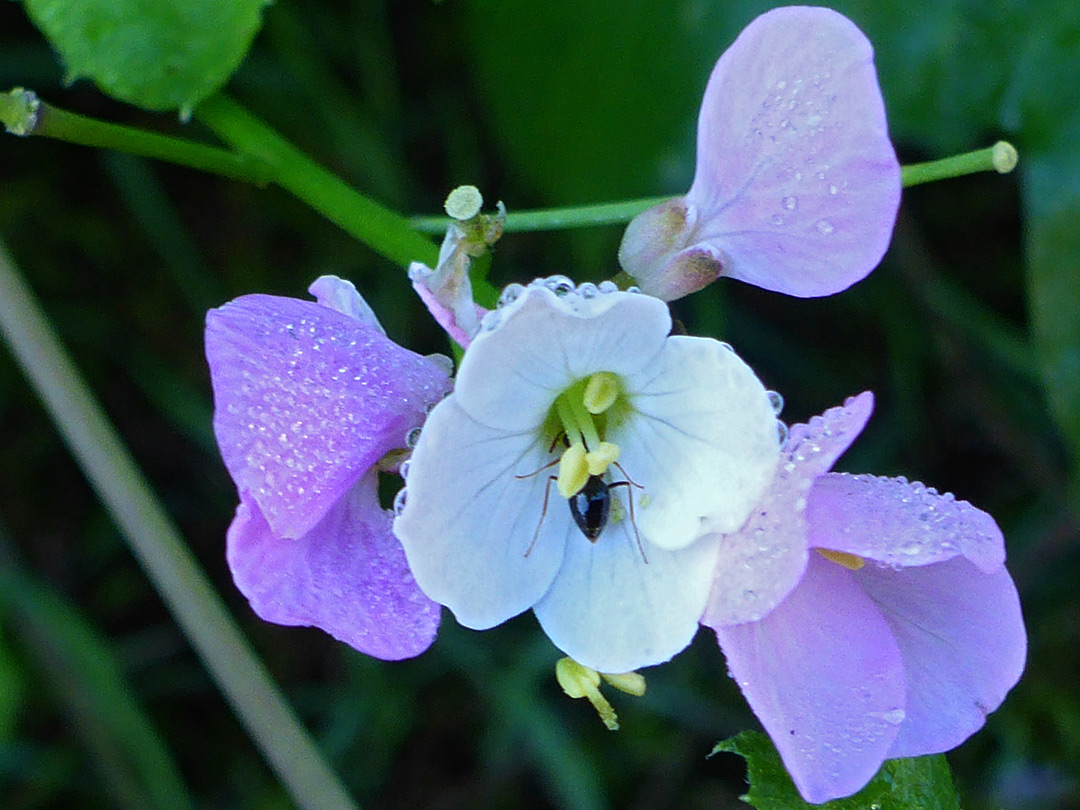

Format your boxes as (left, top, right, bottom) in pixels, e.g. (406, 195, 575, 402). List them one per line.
(23, 0, 270, 112)
(713, 730, 961, 810)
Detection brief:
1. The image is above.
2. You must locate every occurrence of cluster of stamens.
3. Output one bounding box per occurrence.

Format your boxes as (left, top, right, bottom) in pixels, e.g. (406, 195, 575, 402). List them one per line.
(552, 371, 622, 497)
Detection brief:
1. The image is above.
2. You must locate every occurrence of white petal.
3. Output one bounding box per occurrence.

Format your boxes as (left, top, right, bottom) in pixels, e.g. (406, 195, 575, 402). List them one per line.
(615, 336, 779, 550)
(534, 514, 721, 673)
(394, 396, 569, 629)
(307, 275, 386, 333)
(453, 286, 671, 432)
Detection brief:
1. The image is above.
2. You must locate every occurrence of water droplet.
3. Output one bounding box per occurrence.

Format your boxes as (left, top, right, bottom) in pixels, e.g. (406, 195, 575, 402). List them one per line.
(577, 282, 599, 298)
(405, 427, 422, 448)
(782, 195, 798, 211)
(544, 275, 575, 296)
(598, 280, 618, 294)
(767, 390, 785, 415)
(815, 219, 834, 235)
(828, 184, 838, 195)
(771, 214, 785, 226)
(399, 459, 411, 479)
(393, 487, 408, 516)
(882, 708, 906, 725)
(497, 283, 525, 307)
(718, 341, 735, 352)
(776, 421, 789, 445)
(806, 114, 822, 127)
(626, 285, 642, 294)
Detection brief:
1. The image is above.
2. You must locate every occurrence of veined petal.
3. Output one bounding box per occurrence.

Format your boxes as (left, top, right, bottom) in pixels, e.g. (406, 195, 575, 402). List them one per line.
(206, 293, 451, 539)
(453, 286, 671, 432)
(712, 554, 906, 804)
(808, 473, 1006, 572)
(616, 336, 779, 549)
(688, 6, 900, 297)
(853, 557, 1026, 759)
(535, 523, 721, 673)
(227, 472, 440, 660)
(702, 391, 873, 625)
(394, 396, 568, 629)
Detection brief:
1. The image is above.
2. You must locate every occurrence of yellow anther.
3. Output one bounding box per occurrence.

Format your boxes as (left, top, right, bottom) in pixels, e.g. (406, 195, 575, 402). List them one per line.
(585, 441, 620, 476)
(555, 658, 619, 731)
(817, 548, 866, 571)
(600, 670, 646, 697)
(557, 443, 589, 498)
(583, 372, 620, 414)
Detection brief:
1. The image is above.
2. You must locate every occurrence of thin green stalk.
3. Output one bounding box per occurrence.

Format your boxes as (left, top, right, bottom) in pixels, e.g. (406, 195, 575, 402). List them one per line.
(0, 239, 361, 810)
(1, 88, 271, 185)
(412, 142, 1020, 234)
(411, 195, 673, 235)
(901, 141, 1018, 188)
(195, 94, 438, 268)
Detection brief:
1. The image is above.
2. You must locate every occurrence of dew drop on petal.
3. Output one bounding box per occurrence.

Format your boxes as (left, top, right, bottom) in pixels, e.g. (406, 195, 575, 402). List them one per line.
(782, 195, 798, 211)
(775, 420, 789, 445)
(399, 459, 411, 479)
(405, 426, 423, 448)
(577, 282, 599, 298)
(498, 283, 525, 308)
(815, 219, 835, 235)
(544, 275, 575, 296)
(393, 487, 408, 516)
(598, 280, 618, 294)
(767, 390, 784, 415)
(771, 214, 785, 226)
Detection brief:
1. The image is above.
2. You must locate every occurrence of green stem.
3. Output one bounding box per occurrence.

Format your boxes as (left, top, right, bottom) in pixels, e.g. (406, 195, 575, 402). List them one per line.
(411, 196, 673, 235)
(195, 94, 438, 268)
(0, 239, 361, 810)
(2, 88, 271, 185)
(901, 141, 1018, 188)
(413, 142, 1020, 234)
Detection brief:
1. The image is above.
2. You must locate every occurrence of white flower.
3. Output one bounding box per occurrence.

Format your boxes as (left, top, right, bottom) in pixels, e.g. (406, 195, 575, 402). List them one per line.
(394, 279, 779, 673)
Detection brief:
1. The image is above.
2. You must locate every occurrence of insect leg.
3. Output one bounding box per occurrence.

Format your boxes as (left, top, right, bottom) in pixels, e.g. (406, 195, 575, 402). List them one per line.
(525, 474, 558, 558)
(608, 480, 648, 565)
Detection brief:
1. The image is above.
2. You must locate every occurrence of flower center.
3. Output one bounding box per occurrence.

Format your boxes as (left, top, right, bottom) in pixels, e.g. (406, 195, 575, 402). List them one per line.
(546, 372, 628, 498)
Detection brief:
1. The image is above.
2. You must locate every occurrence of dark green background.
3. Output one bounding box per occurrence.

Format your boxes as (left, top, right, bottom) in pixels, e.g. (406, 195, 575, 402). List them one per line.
(1, 0, 1078, 807)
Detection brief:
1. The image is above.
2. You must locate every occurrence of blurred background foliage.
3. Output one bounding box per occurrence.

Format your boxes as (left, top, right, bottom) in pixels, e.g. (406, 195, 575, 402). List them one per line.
(0, 0, 1078, 808)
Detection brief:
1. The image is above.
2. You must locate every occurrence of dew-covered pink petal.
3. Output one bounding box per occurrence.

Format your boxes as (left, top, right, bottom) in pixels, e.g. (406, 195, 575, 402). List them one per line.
(687, 6, 900, 297)
(226, 472, 441, 660)
(853, 556, 1026, 759)
(206, 293, 451, 539)
(703, 391, 874, 625)
(807, 473, 1006, 572)
(711, 554, 906, 804)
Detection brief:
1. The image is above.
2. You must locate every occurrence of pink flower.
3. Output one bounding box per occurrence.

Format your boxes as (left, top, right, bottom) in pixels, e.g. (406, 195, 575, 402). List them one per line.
(205, 276, 452, 659)
(619, 7, 901, 300)
(701, 393, 1026, 802)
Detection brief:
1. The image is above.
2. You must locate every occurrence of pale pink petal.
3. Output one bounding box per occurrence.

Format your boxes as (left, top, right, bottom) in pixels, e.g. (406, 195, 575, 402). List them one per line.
(227, 472, 441, 660)
(206, 293, 451, 539)
(853, 556, 1026, 758)
(686, 6, 900, 297)
(711, 554, 906, 804)
(808, 473, 1006, 572)
(703, 391, 873, 625)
